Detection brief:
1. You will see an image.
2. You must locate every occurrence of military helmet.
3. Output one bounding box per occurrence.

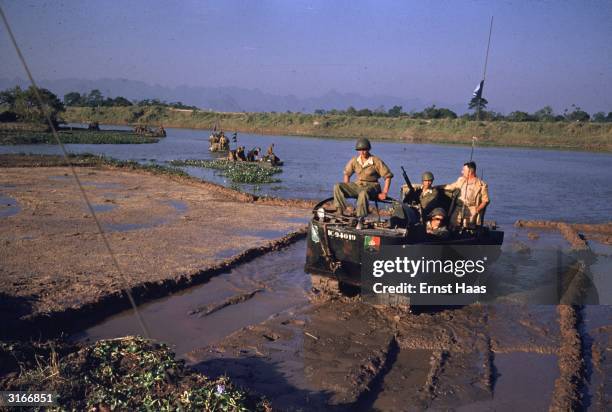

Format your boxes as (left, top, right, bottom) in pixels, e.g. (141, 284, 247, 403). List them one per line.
(355, 138, 372, 151)
(422, 171, 434, 181)
(428, 207, 446, 218)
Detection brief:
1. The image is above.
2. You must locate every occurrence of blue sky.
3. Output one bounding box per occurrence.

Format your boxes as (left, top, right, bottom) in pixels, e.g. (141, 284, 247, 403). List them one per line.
(1, 0, 611, 113)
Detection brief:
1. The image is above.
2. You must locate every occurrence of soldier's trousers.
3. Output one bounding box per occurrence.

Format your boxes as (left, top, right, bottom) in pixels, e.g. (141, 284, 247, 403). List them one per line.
(333, 182, 380, 218)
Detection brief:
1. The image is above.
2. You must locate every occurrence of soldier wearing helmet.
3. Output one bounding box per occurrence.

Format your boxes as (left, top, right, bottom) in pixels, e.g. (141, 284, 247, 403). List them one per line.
(333, 138, 393, 229)
(419, 171, 440, 217)
(426, 207, 449, 238)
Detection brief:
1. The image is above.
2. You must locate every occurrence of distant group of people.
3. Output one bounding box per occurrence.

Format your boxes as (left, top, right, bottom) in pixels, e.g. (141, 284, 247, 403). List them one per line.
(332, 138, 490, 233)
(134, 124, 166, 137)
(209, 131, 229, 151)
(226, 143, 281, 166)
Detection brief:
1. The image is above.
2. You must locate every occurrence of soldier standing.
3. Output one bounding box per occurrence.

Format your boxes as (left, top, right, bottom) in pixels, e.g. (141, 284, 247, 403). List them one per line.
(444, 161, 489, 227)
(333, 138, 393, 229)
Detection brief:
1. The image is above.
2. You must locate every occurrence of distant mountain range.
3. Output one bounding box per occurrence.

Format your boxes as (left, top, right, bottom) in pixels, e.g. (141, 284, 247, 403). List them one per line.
(0, 77, 467, 114)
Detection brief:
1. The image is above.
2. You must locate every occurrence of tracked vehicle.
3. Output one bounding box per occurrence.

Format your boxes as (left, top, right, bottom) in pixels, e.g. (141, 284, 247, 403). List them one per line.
(305, 178, 504, 296)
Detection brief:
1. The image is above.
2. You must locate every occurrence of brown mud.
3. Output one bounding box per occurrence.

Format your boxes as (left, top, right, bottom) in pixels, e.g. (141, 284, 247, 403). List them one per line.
(0, 160, 311, 338)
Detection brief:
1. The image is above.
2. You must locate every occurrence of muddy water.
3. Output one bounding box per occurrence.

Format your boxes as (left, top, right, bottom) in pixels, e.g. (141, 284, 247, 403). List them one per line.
(71, 232, 611, 410)
(73, 241, 310, 356)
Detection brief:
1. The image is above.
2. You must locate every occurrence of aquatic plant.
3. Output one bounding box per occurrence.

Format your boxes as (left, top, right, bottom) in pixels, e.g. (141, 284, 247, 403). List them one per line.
(170, 159, 282, 184)
(0, 128, 159, 145)
(0, 337, 269, 411)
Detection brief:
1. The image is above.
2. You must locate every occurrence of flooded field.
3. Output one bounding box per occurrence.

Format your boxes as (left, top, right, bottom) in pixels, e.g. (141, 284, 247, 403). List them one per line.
(1, 128, 610, 409)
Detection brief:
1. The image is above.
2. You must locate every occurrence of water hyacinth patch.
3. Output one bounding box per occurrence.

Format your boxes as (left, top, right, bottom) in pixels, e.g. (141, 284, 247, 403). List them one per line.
(0, 337, 270, 411)
(170, 159, 282, 184)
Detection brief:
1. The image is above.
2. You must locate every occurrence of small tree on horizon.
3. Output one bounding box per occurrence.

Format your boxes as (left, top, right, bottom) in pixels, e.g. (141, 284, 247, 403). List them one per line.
(468, 96, 488, 113)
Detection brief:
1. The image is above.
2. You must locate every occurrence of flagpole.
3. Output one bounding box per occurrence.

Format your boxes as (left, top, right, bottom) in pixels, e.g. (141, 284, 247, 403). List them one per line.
(476, 16, 494, 121)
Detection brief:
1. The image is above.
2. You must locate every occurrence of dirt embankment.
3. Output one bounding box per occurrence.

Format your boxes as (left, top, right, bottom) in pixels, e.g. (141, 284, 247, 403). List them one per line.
(0, 159, 311, 338)
(515, 219, 612, 249)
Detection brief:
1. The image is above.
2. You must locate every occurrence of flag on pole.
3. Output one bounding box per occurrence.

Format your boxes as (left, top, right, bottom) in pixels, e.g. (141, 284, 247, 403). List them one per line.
(472, 80, 484, 99)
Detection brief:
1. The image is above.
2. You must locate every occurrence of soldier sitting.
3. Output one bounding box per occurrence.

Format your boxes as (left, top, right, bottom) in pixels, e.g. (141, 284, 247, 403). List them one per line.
(443, 161, 489, 228)
(416, 171, 440, 217)
(333, 138, 393, 230)
(246, 147, 260, 162)
(426, 208, 450, 238)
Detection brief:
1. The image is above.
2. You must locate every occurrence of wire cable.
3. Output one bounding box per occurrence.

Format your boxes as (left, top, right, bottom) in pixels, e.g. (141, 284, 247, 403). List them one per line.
(0, 5, 151, 339)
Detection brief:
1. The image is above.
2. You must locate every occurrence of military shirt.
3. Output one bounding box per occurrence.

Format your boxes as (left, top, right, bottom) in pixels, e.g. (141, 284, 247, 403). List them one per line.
(419, 187, 439, 212)
(444, 177, 489, 207)
(344, 155, 393, 184)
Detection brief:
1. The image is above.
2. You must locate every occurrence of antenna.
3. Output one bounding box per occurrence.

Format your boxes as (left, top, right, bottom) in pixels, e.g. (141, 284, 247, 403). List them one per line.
(476, 16, 494, 122)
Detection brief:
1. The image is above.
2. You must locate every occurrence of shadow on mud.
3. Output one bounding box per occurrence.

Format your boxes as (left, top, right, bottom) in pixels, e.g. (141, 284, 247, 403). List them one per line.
(193, 356, 344, 411)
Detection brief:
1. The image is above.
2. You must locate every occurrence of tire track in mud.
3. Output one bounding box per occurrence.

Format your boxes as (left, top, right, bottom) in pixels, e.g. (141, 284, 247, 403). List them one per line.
(5, 227, 307, 340)
(351, 335, 401, 411)
(549, 305, 586, 412)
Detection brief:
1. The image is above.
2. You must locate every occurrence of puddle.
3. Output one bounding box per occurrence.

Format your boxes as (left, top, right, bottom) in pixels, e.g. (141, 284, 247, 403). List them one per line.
(458, 352, 559, 411)
(0, 193, 20, 218)
(163, 199, 188, 214)
(72, 241, 310, 357)
(91, 204, 117, 213)
(48, 175, 71, 181)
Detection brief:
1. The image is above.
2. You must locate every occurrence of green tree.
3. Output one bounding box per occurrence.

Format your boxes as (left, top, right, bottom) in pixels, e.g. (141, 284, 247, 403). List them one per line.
(314, 109, 326, 115)
(2, 86, 65, 125)
(468, 96, 488, 112)
(508, 111, 534, 122)
(110, 96, 132, 106)
(86, 89, 104, 107)
(533, 105, 555, 122)
(388, 105, 403, 117)
(63, 91, 83, 106)
(346, 106, 357, 116)
(565, 105, 590, 122)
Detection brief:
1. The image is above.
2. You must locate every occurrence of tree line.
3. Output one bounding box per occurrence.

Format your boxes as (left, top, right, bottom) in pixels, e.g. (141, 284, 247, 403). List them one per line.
(313, 102, 612, 122)
(63, 89, 198, 110)
(2, 85, 611, 125)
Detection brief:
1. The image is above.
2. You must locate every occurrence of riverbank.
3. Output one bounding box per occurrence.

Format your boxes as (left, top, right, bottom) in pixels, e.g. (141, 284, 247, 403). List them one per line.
(63, 106, 612, 152)
(0, 154, 310, 338)
(0, 122, 159, 144)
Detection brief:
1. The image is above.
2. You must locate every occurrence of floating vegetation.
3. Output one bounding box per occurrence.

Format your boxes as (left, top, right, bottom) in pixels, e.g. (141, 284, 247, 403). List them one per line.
(0, 128, 159, 145)
(170, 159, 282, 184)
(0, 337, 269, 411)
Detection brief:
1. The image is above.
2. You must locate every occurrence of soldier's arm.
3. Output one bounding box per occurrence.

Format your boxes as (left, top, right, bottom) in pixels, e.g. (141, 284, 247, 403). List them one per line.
(343, 158, 354, 183)
(378, 176, 391, 200)
(476, 183, 490, 213)
(443, 178, 461, 191)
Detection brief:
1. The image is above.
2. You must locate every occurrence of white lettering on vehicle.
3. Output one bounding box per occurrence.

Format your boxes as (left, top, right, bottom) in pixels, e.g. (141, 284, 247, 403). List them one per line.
(327, 229, 356, 241)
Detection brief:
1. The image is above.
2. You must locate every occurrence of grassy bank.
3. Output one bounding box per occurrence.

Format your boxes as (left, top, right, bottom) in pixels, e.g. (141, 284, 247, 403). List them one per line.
(0, 123, 159, 144)
(0, 337, 269, 411)
(63, 106, 612, 152)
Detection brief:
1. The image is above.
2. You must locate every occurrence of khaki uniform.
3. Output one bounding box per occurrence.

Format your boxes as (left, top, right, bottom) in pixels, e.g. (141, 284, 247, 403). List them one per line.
(419, 187, 439, 216)
(334, 155, 393, 217)
(444, 177, 489, 227)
